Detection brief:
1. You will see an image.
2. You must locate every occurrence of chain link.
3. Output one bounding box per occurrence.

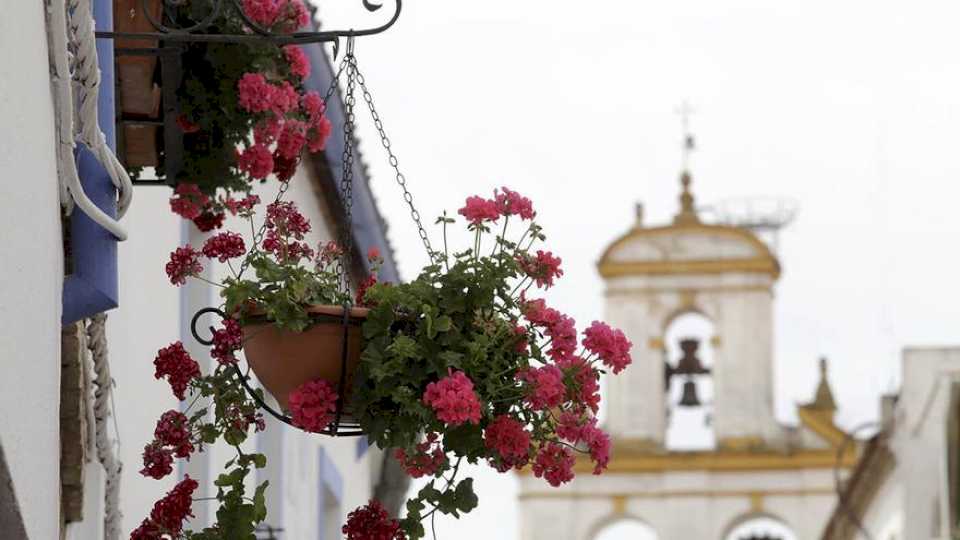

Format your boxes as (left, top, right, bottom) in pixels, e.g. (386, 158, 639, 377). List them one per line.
(335, 42, 358, 299)
(352, 61, 433, 259)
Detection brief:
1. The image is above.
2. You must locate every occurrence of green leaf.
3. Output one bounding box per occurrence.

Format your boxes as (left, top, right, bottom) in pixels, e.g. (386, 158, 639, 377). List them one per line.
(253, 480, 269, 521)
(435, 315, 452, 333)
(454, 478, 479, 513)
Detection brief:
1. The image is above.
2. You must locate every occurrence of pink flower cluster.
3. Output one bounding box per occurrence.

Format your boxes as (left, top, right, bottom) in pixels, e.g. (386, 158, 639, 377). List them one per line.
(394, 432, 447, 478)
(153, 342, 201, 400)
(237, 142, 274, 180)
(288, 379, 338, 433)
(165, 246, 203, 286)
(516, 250, 563, 289)
(582, 321, 633, 374)
(193, 210, 225, 232)
(139, 410, 195, 480)
(522, 297, 577, 361)
(211, 318, 243, 365)
(235, 72, 332, 182)
(223, 194, 260, 217)
(557, 412, 610, 474)
(130, 476, 199, 540)
(457, 187, 537, 225)
(241, 0, 309, 32)
(154, 410, 194, 458)
(283, 45, 311, 79)
(516, 365, 565, 410)
(495, 187, 535, 220)
(202, 232, 245, 262)
(342, 499, 406, 540)
(263, 201, 314, 262)
(557, 355, 601, 413)
(169, 183, 209, 220)
(532, 442, 575, 487)
(139, 442, 173, 480)
(484, 415, 531, 461)
(422, 370, 482, 426)
(458, 195, 500, 225)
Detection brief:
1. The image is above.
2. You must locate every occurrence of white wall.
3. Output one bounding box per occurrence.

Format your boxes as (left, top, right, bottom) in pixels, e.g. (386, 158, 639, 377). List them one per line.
(519, 467, 837, 540)
(895, 347, 960, 540)
(0, 3, 66, 539)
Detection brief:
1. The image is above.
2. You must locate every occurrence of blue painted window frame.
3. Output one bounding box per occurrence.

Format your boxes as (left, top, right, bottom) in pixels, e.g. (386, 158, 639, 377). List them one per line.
(62, 0, 120, 324)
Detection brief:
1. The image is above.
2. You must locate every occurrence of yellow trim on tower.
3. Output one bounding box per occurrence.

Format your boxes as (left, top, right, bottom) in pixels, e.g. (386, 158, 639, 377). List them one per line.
(597, 223, 781, 280)
(518, 487, 839, 501)
(797, 407, 848, 448)
(599, 257, 780, 279)
(576, 448, 857, 474)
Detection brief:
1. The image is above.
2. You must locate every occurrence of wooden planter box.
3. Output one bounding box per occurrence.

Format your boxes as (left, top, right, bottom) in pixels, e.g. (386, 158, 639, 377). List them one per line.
(114, 0, 163, 167)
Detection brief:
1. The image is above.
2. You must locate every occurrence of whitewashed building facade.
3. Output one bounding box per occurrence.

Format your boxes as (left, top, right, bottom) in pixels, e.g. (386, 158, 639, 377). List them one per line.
(822, 347, 960, 540)
(0, 1, 407, 538)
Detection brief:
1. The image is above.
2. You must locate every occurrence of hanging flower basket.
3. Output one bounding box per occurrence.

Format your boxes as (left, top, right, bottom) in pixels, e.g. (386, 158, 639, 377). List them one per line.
(242, 304, 368, 411)
(128, 38, 638, 540)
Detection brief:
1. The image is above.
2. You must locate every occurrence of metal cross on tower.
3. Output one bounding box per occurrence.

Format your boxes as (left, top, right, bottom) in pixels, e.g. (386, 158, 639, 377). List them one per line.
(674, 100, 696, 171)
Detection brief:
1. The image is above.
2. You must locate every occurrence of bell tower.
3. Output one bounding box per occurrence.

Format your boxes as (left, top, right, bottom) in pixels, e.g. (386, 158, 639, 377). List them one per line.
(599, 153, 781, 450)
(516, 115, 859, 540)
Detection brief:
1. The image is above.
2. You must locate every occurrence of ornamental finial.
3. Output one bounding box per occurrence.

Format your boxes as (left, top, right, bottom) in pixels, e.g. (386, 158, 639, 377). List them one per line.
(673, 100, 699, 225)
(810, 356, 837, 412)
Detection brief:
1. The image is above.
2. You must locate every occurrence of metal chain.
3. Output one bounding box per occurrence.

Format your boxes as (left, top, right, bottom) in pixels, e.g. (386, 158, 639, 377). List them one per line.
(336, 40, 358, 300)
(352, 59, 434, 258)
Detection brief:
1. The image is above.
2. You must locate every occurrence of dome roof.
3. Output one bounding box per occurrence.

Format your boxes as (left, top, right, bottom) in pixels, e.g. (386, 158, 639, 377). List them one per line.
(597, 221, 781, 279)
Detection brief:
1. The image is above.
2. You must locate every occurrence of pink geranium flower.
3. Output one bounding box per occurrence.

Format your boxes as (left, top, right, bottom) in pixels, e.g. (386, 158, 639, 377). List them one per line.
(494, 187, 535, 220)
(516, 365, 565, 410)
(582, 321, 633, 374)
(532, 442, 575, 487)
(517, 250, 564, 289)
(288, 379, 339, 433)
(169, 183, 209, 220)
(284, 45, 311, 79)
(165, 246, 203, 286)
(153, 341, 200, 400)
(484, 415, 531, 460)
(237, 73, 275, 114)
(202, 232, 245, 262)
(237, 143, 274, 180)
(458, 195, 500, 225)
(422, 370, 482, 425)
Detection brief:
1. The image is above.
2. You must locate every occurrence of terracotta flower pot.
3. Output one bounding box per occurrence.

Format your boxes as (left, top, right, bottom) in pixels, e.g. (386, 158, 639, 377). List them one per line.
(241, 305, 369, 411)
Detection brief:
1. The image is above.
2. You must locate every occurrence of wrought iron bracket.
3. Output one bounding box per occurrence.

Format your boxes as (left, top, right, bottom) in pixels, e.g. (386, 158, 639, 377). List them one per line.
(95, 0, 401, 47)
(190, 307, 364, 437)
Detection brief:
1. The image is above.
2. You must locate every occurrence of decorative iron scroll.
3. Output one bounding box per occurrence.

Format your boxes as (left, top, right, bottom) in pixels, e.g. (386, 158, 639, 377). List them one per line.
(190, 307, 365, 437)
(96, 0, 401, 46)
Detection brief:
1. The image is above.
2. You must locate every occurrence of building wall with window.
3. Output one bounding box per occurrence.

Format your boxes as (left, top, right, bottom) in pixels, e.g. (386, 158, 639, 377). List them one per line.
(0, 2, 407, 538)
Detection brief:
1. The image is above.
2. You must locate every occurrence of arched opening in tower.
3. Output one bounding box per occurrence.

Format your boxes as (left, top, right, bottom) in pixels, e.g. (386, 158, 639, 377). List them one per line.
(664, 311, 716, 451)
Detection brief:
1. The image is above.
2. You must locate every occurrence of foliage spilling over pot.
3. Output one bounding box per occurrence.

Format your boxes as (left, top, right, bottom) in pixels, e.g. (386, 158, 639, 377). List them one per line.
(135, 196, 359, 539)
(346, 188, 633, 538)
(134, 0, 333, 232)
(135, 186, 634, 539)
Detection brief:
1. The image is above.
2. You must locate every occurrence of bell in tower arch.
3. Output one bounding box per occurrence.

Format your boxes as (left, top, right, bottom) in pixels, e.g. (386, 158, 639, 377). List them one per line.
(675, 338, 711, 376)
(678, 379, 702, 407)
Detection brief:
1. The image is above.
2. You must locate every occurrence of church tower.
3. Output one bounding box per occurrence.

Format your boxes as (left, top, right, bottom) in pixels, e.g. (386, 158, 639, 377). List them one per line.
(600, 167, 783, 451)
(517, 126, 862, 540)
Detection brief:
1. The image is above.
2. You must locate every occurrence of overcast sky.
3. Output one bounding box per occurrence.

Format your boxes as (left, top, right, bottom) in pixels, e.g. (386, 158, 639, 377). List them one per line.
(317, 1, 960, 538)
